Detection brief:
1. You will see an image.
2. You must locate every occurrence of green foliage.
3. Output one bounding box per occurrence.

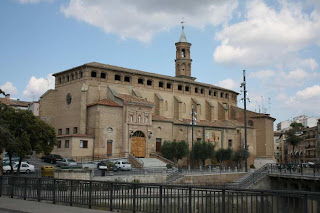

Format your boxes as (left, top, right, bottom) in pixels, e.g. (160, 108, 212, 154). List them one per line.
(232, 147, 251, 168)
(290, 122, 304, 128)
(285, 123, 303, 163)
(160, 140, 189, 163)
(0, 103, 56, 174)
(250, 164, 255, 169)
(215, 148, 233, 165)
(192, 141, 215, 166)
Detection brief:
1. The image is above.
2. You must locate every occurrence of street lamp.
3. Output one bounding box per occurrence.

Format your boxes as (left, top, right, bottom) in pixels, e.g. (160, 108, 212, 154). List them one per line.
(190, 105, 197, 169)
(240, 70, 249, 172)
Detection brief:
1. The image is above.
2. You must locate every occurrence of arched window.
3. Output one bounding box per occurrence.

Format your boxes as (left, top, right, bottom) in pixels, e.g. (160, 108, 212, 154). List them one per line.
(91, 71, 97, 77)
(138, 115, 141, 123)
(101, 72, 106, 79)
(220, 92, 224, 98)
(209, 90, 212, 96)
(145, 116, 149, 123)
(214, 91, 217, 97)
(200, 88, 204, 94)
(159, 81, 164, 88)
(67, 75, 70, 82)
(248, 120, 254, 127)
(138, 78, 144, 84)
(130, 115, 133, 122)
(115, 74, 121, 81)
(195, 88, 198, 93)
(185, 86, 190, 92)
(147, 79, 153, 86)
(225, 93, 229, 99)
(166, 83, 172, 89)
(181, 49, 186, 58)
(178, 85, 183, 91)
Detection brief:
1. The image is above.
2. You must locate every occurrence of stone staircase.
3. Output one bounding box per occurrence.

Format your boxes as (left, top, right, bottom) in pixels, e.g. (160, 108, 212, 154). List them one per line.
(138, 158, 167, 168)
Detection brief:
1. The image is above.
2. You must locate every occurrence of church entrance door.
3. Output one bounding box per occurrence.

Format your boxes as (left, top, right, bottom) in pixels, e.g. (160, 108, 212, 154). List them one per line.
(131, 131, 146, 158)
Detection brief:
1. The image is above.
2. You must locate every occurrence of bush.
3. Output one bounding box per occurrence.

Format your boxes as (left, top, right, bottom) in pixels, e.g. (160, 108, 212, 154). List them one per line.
(250, 164, 255, 169)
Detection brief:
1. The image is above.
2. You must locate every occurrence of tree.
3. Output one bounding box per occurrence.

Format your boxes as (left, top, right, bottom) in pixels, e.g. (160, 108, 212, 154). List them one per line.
(215, 148, 233, 165)
(160, 140, 189, 163)
(285, 122, 303, 164)
(192, 141, 215, 166)
(0, 103, 56, 174)
(232, 147, 251, 168)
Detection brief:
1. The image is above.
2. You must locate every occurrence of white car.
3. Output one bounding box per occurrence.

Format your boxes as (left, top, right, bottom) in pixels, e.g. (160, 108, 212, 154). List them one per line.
(114, 161, 132, 171)
(56, 158, 78, 167)
(3, 162, 35, 174)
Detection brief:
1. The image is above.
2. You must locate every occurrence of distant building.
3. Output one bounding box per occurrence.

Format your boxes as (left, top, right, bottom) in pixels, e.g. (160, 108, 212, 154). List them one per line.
(277, 120, 291, 131)
(0, 94, 31, 110)
(274, 131, 281, 163)
(277, 115, 319, 132)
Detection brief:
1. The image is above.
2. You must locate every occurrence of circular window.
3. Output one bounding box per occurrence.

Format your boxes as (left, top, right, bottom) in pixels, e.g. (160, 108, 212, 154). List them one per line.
(66, 93, 72, 105)
(106, 127, 113, 133)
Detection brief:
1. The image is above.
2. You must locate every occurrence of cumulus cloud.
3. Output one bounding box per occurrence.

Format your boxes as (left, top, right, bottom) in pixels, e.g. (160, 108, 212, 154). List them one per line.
(217, 78, 238, 90)
(213, 0, 320, 68)
(22, 74, 55, 99)
(248, 70, 275, 79)
(0, 82, 18, 96)
(61, 0, 238, 42)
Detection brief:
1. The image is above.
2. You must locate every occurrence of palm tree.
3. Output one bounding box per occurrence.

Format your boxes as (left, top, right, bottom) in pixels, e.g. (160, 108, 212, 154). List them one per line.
(285, 122, 303, 164)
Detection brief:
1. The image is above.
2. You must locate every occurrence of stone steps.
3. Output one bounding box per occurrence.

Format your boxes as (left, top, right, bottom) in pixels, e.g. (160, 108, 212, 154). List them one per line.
(138, 158, 167, 168)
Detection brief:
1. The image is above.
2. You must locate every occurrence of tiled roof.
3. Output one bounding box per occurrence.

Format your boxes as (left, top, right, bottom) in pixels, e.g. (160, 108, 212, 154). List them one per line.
(0, 98, 31, 107)
(57, 134, 94, 138)
(117, 93, 154, 106)
(152, 114, 250, 129)
(87, 99, 122, 107)
(53, 62, 238, 94)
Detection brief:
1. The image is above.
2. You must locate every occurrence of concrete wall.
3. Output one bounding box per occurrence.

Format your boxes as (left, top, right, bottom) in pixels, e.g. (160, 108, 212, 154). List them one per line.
(175, 173, 246, 186)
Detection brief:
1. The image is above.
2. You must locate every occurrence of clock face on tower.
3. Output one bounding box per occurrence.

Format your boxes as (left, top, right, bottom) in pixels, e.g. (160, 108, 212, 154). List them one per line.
(66, 93, 72, 105)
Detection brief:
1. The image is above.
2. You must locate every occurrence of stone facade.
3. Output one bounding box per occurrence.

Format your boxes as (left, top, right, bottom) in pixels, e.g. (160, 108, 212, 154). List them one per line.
(39, 28, 275, 167)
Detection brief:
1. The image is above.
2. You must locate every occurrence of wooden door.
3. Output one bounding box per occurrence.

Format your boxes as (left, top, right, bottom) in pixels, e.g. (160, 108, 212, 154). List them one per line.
(131, 137, 146, 158)
(107, 140, 113, 156)
(156, 142, 161, 152)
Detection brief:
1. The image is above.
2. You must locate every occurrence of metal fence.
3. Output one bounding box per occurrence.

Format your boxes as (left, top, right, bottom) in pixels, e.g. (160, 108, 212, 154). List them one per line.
(1, 176, 319, 213)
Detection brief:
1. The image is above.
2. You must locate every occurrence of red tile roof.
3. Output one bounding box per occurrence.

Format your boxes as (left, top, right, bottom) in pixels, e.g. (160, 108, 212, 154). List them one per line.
(0, 98, 31, 108)
(87, 99, 122, 107)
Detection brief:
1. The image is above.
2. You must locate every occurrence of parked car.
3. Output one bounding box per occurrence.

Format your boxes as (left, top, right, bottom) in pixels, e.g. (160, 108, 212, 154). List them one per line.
(56, 158, 78, 167)
(97, 161, 108, 170)
(114, 161, 132, 171)
(3, 159, 29, 167)
(3, 162, 35, 174)
(43, 154, 63, 164)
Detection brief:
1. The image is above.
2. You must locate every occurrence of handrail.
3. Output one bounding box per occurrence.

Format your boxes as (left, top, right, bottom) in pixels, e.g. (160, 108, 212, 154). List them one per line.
(128, 153, 144, 168)
(235, 163, 271, 188)
(150, 152, 178, 167)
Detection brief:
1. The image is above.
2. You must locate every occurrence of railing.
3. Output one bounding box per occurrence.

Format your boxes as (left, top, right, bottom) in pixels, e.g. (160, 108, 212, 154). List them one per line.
(269, 163, 320, 177)
(150, 153, 178, 167)
(1, 176, 320, 213)
(128, 153, 144, 168)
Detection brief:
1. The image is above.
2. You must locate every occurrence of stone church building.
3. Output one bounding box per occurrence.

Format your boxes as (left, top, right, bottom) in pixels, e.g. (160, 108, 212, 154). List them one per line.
(39, 26, 275, 167)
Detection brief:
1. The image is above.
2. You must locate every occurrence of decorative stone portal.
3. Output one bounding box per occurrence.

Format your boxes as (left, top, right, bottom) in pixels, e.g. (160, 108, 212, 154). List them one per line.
(131, 131, 146, 157)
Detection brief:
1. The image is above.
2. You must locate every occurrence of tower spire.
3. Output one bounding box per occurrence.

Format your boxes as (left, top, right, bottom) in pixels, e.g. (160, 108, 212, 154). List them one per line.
(179, 20, 187, 42)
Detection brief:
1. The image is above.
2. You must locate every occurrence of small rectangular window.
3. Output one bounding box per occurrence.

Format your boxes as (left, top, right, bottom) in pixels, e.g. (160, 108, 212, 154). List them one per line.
(167, 83, 172, 89)
(101, 73, 106, 79)
(201, 88, 204, 94)
(159, 82, 164, 88)
(65, 140, 69, 148)
(58, 129, 62, 135)
(147, 80, 153, 86)
(228, 139, 232, 148)
(115, 74, 121, 81)
(73, 127, 78, 134)
(57, 141, 61, 148)
(80, 140, 88, 148)
(138, 78, 144, 84)
(214, 91, 217, 97)
(195, 88, 198, 93)
(185, 86, 190, 92)
(91, 71, 97, 77)
(66, 128, 70, 135)
(124, 76, 131, 82)
(178, 85, 183, 90)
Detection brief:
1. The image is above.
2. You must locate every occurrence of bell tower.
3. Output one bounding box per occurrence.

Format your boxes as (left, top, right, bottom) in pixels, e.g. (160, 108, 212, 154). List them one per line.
(175, 22, 194, 80)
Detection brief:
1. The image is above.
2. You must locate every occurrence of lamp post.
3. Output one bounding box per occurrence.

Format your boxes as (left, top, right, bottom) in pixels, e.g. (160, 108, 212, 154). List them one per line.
(190, 105, 197, 169)
(240, 70, 248, 172)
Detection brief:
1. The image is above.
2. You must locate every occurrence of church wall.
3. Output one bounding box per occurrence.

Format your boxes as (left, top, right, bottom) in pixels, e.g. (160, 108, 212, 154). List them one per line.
(39, 90, 56, 126)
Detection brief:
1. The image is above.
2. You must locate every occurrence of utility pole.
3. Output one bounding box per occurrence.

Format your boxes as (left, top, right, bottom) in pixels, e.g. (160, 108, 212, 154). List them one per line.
(241, 70, 248, 172)
(190, 105, 197, 169)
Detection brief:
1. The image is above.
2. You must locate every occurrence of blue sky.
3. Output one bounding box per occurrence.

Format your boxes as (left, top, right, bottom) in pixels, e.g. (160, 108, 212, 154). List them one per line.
(1, 0, 320, 125)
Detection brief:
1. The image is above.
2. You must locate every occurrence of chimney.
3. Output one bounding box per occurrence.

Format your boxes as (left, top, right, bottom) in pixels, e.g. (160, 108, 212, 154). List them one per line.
(5, 94, 10, 100)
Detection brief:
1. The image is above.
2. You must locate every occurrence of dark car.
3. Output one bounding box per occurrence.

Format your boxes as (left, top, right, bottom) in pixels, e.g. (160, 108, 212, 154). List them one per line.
(43, 154, 63, 164)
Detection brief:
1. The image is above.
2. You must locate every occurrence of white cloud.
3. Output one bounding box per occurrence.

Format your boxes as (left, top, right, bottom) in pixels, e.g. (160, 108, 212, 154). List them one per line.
(61, 0, 238, 42)
(217, 78, 238, 90)
(296, 85, 320, 99)
(16, 0, 52, 4)
(0, 82, 18, 96)
(248, 70, 275, 79)
(213, 0, 320, 68)
(22, 74, 55, 99)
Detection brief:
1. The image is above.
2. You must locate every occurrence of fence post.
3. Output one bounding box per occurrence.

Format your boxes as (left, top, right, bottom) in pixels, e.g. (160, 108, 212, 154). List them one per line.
(304, 194, 308, 213)
(109, 183, 113, 211)
(261, 192, 264, 213)
(222, 189, 225, 213)
(188, 187, 192, 213)
(24, 177, 27, 200)
(11, 176, 14, 198)
(159, 186, 162, 213)
(53, 179, 56, 204)
(37, 178, 41, 202)
(70, 180, 73, 206)
(313, 166, 316, 177)
(88, 181, 92, 209)
(133, 184, 136, 213)
(0, 176, 2, 197)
